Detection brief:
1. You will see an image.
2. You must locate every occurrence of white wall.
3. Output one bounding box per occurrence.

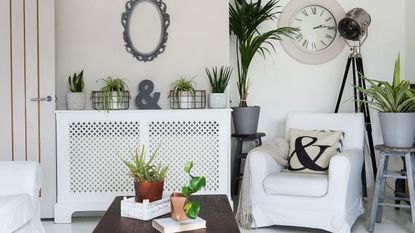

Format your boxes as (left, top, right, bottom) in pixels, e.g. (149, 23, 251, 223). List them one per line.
(55, 0, 229, 110)
(229, 0, 407, 144)
(407, 0, 415, 80)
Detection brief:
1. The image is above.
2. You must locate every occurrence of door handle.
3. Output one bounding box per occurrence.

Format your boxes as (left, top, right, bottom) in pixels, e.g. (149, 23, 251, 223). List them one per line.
(31, 96, 53, 102)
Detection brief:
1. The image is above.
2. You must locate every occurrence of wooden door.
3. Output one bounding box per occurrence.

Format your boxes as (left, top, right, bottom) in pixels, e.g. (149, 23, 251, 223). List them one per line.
(0, 0, 56, 218)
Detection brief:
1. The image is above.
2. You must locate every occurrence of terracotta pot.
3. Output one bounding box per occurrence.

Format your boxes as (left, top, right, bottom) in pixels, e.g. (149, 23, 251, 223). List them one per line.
(170, 192, 188, 221)
(134, 181, 164, 203)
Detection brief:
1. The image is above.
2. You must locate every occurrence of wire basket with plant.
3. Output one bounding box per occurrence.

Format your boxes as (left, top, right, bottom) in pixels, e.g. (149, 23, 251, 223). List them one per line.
(93, 77, 130, 111)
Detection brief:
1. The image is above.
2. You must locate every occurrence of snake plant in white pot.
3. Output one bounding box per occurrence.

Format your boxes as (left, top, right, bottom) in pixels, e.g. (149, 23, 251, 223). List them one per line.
(67, 71, 86, 110)
(355, 54, 415, 148)
(229, 0, 297, 134)
(206, 66, 232, 109)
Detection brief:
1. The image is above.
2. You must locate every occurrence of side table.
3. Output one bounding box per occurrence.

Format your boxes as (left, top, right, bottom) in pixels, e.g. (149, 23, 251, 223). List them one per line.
(369, 145, 415, 232)
(231, 133, 265, 198)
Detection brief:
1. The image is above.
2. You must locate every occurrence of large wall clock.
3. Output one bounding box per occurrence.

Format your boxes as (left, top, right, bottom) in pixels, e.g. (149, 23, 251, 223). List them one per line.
(278, 0, 346, 64)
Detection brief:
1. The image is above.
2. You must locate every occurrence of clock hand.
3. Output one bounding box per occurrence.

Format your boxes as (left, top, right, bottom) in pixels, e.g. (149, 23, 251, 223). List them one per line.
(313, 25, 337, 30)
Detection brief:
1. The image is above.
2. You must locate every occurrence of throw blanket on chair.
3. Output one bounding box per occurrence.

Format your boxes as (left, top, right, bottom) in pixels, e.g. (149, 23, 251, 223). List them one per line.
(236, 138, 289, 229)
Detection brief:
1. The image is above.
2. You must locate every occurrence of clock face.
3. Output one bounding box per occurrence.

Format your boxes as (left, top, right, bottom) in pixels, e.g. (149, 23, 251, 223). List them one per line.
(291, 5, 338, 53)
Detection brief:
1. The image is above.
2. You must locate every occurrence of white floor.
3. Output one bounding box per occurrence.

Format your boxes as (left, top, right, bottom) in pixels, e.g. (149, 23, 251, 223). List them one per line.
(42, 198, 415, 233)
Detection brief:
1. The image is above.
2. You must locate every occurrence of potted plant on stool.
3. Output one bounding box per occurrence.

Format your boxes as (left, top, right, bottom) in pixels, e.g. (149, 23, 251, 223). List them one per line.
(205, 66, 232, 109)
(120, 146, 168, 202)
(229, 0, 297, 134)
(67, 71, 86, 110)
(355, 54, 415, 148)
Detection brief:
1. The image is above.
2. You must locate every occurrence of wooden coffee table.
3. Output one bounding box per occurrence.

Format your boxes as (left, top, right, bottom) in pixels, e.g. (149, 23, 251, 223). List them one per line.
(93, 195, 240, 233)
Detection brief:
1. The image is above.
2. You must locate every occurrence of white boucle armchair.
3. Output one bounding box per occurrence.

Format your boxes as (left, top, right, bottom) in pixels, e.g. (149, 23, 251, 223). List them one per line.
(248, 112, 365, 233)
(0, 161, 44, 233)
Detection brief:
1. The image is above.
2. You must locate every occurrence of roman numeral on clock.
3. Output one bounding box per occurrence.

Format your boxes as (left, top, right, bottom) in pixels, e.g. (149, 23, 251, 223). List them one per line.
(312, 42, 317, 50)
(325, 34, 333, 39)
(321, 40, 327, 46)
(325, 17, 333, 22)
(301, 9, 308, 16)
(295, 33, 303, 41)
(311, 7, 317, 15)
(302, 39, 309, 48)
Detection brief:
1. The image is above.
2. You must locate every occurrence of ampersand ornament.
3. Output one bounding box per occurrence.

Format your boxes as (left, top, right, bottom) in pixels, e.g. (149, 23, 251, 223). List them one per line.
(135, 80, 161, 109)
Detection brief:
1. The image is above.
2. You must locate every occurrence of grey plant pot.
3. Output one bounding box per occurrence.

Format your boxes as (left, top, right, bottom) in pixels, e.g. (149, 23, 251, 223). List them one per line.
(379, 112, 415, 148)
(231, 106, 260, 135)
(67, 92, 86, 110)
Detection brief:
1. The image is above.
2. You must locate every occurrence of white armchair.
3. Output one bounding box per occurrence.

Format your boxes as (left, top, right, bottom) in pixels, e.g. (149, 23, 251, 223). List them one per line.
(248, 112, 365, 233)
(0, 161, 44, 233)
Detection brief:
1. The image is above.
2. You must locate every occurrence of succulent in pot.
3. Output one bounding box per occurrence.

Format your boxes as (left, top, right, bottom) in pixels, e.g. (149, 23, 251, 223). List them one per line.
(67, 71, 86, 110)
(171, 161, 206, 221)
(120, 145, 168, 203)
(354, 54, 415, 148)
(170, 76, 196, 109)
(205, 66, 232, 109)
(97, 77, 129, 111)
(229, 0, 297, 134)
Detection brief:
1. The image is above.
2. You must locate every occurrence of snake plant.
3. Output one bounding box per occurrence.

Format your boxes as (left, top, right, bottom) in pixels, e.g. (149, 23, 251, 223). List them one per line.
(205, 66, 233, 93)
(68, 71, 85, 92)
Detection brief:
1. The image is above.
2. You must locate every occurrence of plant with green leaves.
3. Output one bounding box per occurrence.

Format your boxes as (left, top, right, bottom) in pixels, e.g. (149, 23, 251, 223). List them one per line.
(170, 76, 196, 96)
(205, 66, 233, 93)
(120, 145, 168, 182)
(98, 77, 129, 110)
(68, 71, 85, 92)
(180, 161, 206, 219)
(230, 0, 297, 107)
(354, 54, 415, 112)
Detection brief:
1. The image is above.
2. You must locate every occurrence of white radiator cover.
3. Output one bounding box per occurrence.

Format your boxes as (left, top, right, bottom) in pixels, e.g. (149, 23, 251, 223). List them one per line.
(54, 110, 231, 223)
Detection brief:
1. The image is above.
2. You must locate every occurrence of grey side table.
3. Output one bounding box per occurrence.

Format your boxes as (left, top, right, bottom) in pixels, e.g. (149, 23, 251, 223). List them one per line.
(369, 145, 415, 232)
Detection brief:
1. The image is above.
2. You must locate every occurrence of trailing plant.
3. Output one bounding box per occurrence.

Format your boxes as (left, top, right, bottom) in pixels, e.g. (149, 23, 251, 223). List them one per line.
(229, 0, 297, 107)
(180, 161, 206, 219)
(120, 145, 168, 183)
(170, 76, 196, 96)
(354, 54, 415, 112)
(205, 66, 233, 93)
(68, 71, 85, 93)
(97, 77, 129, 110)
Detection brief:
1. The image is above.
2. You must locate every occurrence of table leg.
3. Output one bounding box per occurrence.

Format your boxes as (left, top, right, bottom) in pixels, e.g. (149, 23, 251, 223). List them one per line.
(232, 139, 243, 197)
(405, 152, 415, 224)
(368, 152, 386, 232)
(376, 155, 389, 223)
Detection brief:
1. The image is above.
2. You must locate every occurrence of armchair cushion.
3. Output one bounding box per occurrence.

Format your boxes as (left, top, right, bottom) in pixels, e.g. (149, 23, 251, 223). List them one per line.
(263, 171, 328, 197)
(288, 129, 343, 173)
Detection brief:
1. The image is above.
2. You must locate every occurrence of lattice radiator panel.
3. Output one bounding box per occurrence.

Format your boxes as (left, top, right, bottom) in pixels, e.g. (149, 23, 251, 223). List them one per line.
(55, 110, 231, 223)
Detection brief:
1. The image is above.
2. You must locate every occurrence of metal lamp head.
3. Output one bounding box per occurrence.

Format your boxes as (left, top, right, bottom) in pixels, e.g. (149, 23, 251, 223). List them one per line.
(338, 8, 371, 41)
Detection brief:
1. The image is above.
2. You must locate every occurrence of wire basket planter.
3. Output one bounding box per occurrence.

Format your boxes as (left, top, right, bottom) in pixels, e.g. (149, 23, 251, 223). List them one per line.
(91, 91, 130, 110)
(169, 90, 206, 109)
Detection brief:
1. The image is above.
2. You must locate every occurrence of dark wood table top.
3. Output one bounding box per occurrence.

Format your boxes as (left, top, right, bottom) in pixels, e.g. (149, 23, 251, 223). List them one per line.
(93, 195, 240, 233)
(375, 144, 415, 153)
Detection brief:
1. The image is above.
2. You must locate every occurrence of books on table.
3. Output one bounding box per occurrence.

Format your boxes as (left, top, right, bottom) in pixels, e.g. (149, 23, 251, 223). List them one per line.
(152, 217, 206, 233)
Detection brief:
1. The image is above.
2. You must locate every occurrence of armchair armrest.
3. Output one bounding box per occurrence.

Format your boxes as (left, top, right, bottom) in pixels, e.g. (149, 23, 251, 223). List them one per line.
(0, 161, 42, 201)
(328, 149, 363, 206)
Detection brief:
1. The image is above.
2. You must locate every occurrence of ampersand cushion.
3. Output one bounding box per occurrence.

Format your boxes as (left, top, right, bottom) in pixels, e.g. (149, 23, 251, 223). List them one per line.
(288, 128, 344, 174)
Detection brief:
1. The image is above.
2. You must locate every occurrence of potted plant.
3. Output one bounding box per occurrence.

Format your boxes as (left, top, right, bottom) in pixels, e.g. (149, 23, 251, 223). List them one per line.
(67, 71, 86, 110)
(171, 161, 206, 221)
(205, 66, 232, 109)
(120, 146, 168, 203)
(355, 54, 415, 148)
(170, 76, 196, 109)
(229, 0, 297, 134)
(96, 77, 129, 111)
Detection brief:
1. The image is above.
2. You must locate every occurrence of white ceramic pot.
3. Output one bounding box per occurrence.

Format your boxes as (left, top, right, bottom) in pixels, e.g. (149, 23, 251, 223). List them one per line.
(209, 93, 227, 109)
(379, 112, 415, 148)
(67, 92, 86, 110)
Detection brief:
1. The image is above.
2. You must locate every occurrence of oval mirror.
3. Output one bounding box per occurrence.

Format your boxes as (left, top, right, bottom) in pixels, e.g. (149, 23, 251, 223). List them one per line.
(121, 0, 170, 62)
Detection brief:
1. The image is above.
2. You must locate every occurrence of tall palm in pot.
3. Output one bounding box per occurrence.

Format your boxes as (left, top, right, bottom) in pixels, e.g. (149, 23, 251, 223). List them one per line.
(229, 0, 297, 134)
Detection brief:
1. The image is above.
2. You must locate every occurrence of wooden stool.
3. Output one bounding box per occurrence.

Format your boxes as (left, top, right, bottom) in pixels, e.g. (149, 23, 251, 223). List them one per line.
(231, 132, 265, 198)
(369, 145, 415, 232)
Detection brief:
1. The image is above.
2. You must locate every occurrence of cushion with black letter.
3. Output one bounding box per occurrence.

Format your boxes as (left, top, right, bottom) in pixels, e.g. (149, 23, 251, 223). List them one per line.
(288, 129, 343, 174)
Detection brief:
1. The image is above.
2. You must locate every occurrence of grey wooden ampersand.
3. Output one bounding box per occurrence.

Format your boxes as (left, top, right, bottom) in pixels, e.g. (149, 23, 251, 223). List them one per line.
(135, 80, 161, 109)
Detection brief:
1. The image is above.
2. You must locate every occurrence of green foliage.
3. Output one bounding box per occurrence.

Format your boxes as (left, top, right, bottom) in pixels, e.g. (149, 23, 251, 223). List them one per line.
(120, 145, 168, 182)
(205, 66, 233, 93)
(98, 77, 129, 111)
(180, 161, 206, 219)
(354, 54, 415, 112)
(68, 71, 85, 92)
(229, 0, 298, 107)
(170, 76, 196, 96)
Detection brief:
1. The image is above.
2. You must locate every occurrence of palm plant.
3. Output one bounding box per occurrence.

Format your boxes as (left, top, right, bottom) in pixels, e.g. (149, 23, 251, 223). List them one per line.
(354, 54, 415, 112)
(230, 0, 297, 107)
(205, 66, 233, 93)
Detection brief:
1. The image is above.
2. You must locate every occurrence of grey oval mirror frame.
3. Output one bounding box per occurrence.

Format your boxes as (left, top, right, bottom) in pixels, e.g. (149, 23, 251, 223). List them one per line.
(121, 0, 170, 62)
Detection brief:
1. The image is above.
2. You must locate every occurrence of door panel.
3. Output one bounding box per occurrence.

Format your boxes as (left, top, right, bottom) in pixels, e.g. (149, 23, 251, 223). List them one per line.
(0, 0, 55, 218)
